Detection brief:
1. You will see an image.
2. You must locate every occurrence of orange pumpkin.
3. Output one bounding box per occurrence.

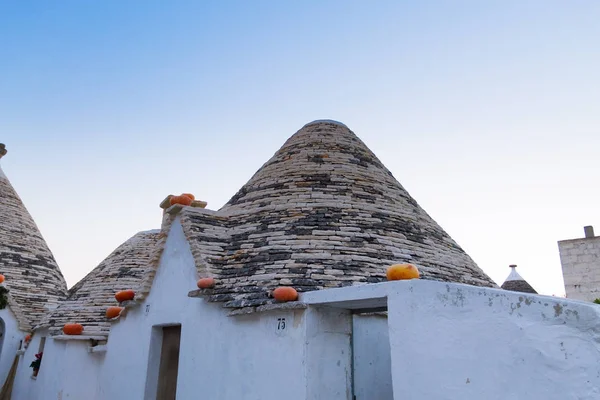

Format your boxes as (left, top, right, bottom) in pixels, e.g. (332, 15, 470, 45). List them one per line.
(63, 323, 84, 335)
(0, 274, 5, 284)
(24, 334, 32, 342)
(273, 287, 298, 302)
(115, 290, 135, 303)
(386, 263, 420, 281)
(197, 277, 215, 289)
(106, 306, 124, 319)
(170, 195, 193, 206)
(182, 193, 195, 201)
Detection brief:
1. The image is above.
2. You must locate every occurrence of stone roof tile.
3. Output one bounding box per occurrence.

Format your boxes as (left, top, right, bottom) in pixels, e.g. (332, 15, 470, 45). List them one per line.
(0, 149, 68, 331)
(180, 121, 497, 312)
(39, 230, 162, 336)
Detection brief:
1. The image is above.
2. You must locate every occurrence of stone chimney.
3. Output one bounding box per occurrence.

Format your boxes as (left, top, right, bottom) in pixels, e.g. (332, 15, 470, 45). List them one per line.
(584, 226, 595, 239)
(558, 225, 600, 302)
(0, 144, 6, 159)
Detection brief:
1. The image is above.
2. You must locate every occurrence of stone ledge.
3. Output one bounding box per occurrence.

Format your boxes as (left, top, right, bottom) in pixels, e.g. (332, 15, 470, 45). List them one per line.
(87, 344, 108, 353)
(119, 300, 139, 308)
(227, 307, 256, 316)
(256, 302, 307, 312)
(53, 335, 108, 341)
(226, 302, 307, 316)
(188, 289, 213, 298)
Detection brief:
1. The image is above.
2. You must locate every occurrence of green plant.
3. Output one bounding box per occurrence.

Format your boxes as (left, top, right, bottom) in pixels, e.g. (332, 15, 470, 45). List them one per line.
(593, 298, 600, 304)
(0, 286, 9, 310)
(29, 352, 43, 371)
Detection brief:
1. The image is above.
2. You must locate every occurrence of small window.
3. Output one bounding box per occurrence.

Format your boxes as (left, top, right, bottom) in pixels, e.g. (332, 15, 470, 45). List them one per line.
(31, 337, 46, 378)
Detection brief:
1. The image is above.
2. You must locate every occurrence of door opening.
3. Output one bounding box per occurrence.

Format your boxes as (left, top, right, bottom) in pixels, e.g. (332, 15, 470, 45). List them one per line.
(155, 325, 182, 400)
(351, 312, 393, 400)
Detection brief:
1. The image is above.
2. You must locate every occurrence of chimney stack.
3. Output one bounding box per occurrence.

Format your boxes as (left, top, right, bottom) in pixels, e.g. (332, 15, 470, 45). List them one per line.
(584, 226, 595, 239)
(0, 144, 6, 159)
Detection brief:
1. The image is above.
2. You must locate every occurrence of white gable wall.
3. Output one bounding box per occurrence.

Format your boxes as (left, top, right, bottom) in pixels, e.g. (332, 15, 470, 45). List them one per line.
(98, 217, 308, 400)
(12, 328, 60, 400)
(0, 306, 23, 389)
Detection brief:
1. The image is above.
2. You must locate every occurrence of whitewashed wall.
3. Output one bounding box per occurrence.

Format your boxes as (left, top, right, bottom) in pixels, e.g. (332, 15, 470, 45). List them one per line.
(559, 236, 600, 302)
(0, 306, 23, 389)
(386, 280, 600, 400)
(12, 328, 49, 400)
(11, 329, 99, 400)
(15, 215, 599, 400)
(303, 280, 600, 400)
(98, 218, 308, 400)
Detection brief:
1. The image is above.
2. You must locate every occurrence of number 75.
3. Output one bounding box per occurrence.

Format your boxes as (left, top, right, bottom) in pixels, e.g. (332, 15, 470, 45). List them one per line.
(277, 318, 286, 330)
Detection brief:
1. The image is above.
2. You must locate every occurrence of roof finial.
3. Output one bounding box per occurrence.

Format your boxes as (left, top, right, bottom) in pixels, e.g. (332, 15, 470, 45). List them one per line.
(509, 264, 517, 269)
(584, 226, 595, 238)
(0, 144, 6, 159)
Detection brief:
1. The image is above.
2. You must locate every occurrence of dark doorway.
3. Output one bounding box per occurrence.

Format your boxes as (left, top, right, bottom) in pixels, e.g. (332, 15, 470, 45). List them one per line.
(155, 325, 181, 400)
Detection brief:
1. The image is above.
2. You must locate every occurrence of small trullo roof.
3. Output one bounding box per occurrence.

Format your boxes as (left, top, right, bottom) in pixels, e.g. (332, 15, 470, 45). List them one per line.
(0, 144, 68, 331)
(501, 264, 537, 294)
(39, 230, 163, 337)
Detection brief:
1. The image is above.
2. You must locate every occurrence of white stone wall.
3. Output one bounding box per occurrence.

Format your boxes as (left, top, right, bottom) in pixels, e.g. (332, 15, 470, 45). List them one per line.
(13, 338, 103, 400)
(0, 306, 24, 389)
(304, 280, 600, 400)
(12, 217, 600, 399)
(559, 237, 600, 302)
(98, 217, 309, 400)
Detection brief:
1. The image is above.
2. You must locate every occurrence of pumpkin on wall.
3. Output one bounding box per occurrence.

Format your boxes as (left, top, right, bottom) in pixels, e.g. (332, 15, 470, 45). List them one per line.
(386, 263, 420, 281)
(106, 306, 124, 319)
(197, 277, 215, 289)
(170, 195, 193, 206)
(63, 323, 84, 335)
(273, 287, 298, 302)
(115, 290, 135, 303)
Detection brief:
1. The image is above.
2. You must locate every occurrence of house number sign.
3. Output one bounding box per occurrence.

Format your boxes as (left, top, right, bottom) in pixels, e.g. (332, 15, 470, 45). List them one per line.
(277, 317, 286, 330)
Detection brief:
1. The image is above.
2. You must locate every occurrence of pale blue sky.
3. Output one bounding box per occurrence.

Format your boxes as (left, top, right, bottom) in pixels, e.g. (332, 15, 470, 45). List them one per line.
(1, 1, 598, 294)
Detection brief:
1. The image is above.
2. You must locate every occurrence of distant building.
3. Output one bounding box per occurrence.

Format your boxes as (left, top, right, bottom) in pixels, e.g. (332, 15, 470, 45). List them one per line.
(558, 226, 600, 302)
(501, 264, 538, 294)
(1, 123, 600, 399)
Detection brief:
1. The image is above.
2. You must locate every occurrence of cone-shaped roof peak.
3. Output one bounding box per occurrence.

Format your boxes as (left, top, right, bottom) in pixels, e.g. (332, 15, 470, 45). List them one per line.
(0, 146, 68, 330)
(209, 121, 496, 302)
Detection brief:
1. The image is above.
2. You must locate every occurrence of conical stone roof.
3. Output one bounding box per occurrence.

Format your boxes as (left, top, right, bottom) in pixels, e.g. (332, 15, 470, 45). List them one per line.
(0, 144, 68, 331)
(182, 121, 496, 311)
(40, 230, 163, 337)
(501, 264, 537, 294)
